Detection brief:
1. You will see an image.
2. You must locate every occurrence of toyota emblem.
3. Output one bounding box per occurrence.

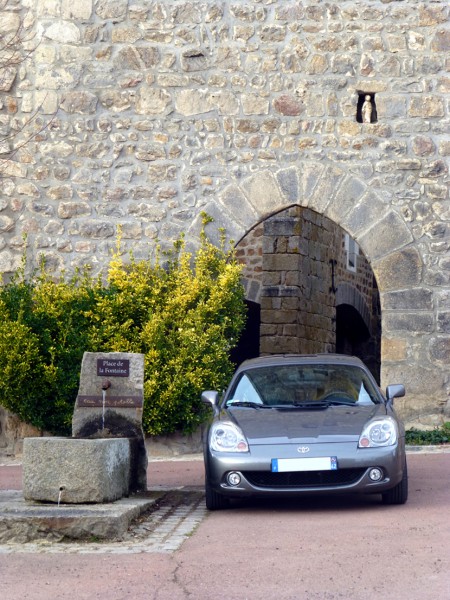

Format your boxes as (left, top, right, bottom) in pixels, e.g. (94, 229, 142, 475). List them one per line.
(297, 446, 310, 453)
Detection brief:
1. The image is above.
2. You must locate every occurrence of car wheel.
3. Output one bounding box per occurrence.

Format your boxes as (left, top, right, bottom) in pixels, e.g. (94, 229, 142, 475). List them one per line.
(205, 479, 229, 510)
(382, 462, 408, 505)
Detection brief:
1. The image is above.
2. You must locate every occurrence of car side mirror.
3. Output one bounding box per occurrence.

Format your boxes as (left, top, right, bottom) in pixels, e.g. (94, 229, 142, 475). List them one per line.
(386, 384, 405, 403)
(201, 390, 220, 415)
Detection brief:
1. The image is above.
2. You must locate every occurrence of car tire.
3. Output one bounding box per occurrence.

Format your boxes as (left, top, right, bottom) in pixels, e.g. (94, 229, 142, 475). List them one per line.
(382, 462, 408, 505)
(205, 479, 229, 510)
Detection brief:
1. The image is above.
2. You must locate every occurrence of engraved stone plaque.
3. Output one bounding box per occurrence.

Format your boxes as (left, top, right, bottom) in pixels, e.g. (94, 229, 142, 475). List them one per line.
(97, 359, 130, 377)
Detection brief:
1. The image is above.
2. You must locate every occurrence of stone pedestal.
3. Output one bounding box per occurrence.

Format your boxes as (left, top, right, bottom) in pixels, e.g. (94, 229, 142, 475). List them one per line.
(23, 437, 131, 504)
(72, 352, 147, 492)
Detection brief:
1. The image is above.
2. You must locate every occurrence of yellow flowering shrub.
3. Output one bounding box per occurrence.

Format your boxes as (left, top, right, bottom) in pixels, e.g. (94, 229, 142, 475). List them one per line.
(90, 226, 246, 435)
(0, 225, 246, 435)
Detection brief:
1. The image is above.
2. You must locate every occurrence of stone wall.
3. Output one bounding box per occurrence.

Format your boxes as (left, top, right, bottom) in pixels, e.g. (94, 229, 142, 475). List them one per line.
(0, 406, 46, 456)
(0, 0, 449, 426)
(261, 207, 338, 355)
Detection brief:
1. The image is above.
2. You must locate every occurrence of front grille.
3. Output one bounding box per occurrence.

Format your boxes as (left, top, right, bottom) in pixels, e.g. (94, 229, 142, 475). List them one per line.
(242, 468, 366, 488)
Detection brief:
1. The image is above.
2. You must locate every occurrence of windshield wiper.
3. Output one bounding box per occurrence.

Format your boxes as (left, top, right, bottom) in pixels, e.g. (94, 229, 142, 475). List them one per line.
(226, 401, 271, 409)
(322, 399, 356, 406)
(274, 401, 329, 410)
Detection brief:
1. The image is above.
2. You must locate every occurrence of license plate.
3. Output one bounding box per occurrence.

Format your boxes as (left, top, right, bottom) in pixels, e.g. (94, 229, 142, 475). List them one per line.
(271, 457, 338, 472)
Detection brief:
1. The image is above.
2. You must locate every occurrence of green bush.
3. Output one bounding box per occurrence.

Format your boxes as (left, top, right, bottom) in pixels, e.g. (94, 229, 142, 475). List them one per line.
(0, 226, 246, 436)
(0, 269, 100, 433)
(405, 423, 450, 446)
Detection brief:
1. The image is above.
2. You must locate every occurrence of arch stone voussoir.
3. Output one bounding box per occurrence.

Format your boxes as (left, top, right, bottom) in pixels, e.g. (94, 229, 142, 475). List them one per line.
(326, 175, 367, 224)
(217, 183, 259, 230)
(187, 201, 246, 251)
(356, 211, 414, 261)
(339, 190, 388, 239)
(275, 166, 301, 204)
(298, 162, 325, 207)
(373, 247, 423, 292)
(305, 164, 346, 214)
(239, 171, 289, 219)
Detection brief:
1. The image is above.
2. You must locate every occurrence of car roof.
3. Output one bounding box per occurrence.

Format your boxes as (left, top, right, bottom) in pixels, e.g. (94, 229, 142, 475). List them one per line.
(235, 354, 368, 371)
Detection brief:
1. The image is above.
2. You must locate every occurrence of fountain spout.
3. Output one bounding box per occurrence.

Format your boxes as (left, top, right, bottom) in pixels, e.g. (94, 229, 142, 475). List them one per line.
(101, 380, 111, 431)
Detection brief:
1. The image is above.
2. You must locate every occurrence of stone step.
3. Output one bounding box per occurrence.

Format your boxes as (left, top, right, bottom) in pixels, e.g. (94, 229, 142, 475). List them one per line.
(0, 490, 161, 543)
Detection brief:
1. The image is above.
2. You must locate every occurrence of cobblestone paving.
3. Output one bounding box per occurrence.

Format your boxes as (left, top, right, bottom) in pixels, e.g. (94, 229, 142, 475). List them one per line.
(0, 490, 207, 555)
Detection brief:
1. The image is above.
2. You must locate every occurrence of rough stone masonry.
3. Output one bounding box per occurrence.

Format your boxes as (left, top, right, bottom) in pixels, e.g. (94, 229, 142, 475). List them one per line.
(0, 1, 449, 427)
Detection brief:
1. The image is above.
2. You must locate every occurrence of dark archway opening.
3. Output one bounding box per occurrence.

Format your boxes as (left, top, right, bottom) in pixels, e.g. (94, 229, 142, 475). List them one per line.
(336, 304, 379, 383)
(336, 304, 369, 353)
(231, 300, 260, 366)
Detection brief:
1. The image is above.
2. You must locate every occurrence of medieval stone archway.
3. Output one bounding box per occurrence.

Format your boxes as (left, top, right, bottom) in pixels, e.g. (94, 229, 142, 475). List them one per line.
(186, 163, 445, 426)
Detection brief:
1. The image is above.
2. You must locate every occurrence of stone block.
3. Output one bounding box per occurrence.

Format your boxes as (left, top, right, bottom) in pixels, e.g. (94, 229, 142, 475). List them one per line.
(409, 96, 445, 118)
(383, 311, 434, 334)
(327, 176, 366, 222)
(341, 190, 386, 236)
(376, 95, 407, 119)
(374, 248, 423, 291)
(263, 271, 282, 286)
(381, 338, 407, 362)
(241, 171, 288, 217)
(276, 167, 300, 203)
(431, 29, 450, 53)
(437, 312, 450, 334)
(260, 308, 297, 324)
(23, 437, 130, 504)
(61, 0, 93, 20)
(381, 288, 433, 311)
(175, 89, 212, 116)
(136, 87, 171, 115)
(264, 217, 297, 236)
(242, 93, 270, 115)
(218, 184, 258, 228)
(297, 163, 325, 205)
(260, 336, 299, 355)
(429, 336, 450, 363)
(358, 211, 414, 261)
(308, 165, 345, 213)
(263, 253, 300, 271)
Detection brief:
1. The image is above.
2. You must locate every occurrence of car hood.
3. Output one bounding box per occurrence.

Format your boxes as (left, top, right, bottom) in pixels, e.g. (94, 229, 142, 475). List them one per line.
(225, 404, 386, 444)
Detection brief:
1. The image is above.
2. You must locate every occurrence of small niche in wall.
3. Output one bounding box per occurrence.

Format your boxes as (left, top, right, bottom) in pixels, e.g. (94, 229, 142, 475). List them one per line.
(356, 92, 377, 124)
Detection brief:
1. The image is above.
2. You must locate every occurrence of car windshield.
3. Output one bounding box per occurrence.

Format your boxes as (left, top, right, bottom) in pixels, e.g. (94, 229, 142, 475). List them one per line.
(226, 364, 381, 408)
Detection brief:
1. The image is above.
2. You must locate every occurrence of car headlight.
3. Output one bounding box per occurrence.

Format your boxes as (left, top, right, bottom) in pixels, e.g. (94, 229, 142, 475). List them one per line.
(210, 422, 249, 453)
(358, 417, 398, 448)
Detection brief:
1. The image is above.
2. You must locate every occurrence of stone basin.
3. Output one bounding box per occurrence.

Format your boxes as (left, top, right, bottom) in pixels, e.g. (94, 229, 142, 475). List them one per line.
(23, 437, 131, 504)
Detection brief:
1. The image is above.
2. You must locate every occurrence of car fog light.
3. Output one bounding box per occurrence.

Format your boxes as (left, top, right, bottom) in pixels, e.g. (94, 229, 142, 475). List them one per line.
(369, 468, 383, 482)
(227, 472, 241, 486)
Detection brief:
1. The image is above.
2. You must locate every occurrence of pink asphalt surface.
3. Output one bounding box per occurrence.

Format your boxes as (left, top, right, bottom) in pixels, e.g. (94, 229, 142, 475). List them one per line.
(1, 452, 449, 600)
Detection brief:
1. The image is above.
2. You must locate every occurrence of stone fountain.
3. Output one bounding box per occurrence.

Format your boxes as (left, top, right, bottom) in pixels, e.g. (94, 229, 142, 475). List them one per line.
(0, 352, 158, 543)
(23, 352, 147, 504)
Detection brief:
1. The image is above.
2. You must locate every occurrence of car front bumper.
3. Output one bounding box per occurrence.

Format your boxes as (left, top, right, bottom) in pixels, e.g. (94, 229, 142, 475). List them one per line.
(204, 440, 406, 498)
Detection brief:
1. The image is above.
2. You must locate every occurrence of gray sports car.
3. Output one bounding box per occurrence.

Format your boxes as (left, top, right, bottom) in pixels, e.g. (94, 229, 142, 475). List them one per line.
(201, 354, 408, 510)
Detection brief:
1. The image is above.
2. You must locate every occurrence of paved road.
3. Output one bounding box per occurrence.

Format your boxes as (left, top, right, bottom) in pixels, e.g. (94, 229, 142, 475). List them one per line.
(0, 451, 449, 600)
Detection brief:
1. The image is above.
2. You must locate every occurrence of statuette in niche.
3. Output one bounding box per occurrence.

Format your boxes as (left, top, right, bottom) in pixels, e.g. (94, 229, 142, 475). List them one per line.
(362, 95, 372, 124)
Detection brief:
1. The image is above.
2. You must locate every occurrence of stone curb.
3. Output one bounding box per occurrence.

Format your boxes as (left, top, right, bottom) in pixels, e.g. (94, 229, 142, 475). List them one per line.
(405, 444, 450, 453)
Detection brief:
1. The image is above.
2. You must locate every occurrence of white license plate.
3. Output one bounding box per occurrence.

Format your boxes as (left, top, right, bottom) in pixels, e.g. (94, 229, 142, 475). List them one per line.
(271, 457, 338, 472)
